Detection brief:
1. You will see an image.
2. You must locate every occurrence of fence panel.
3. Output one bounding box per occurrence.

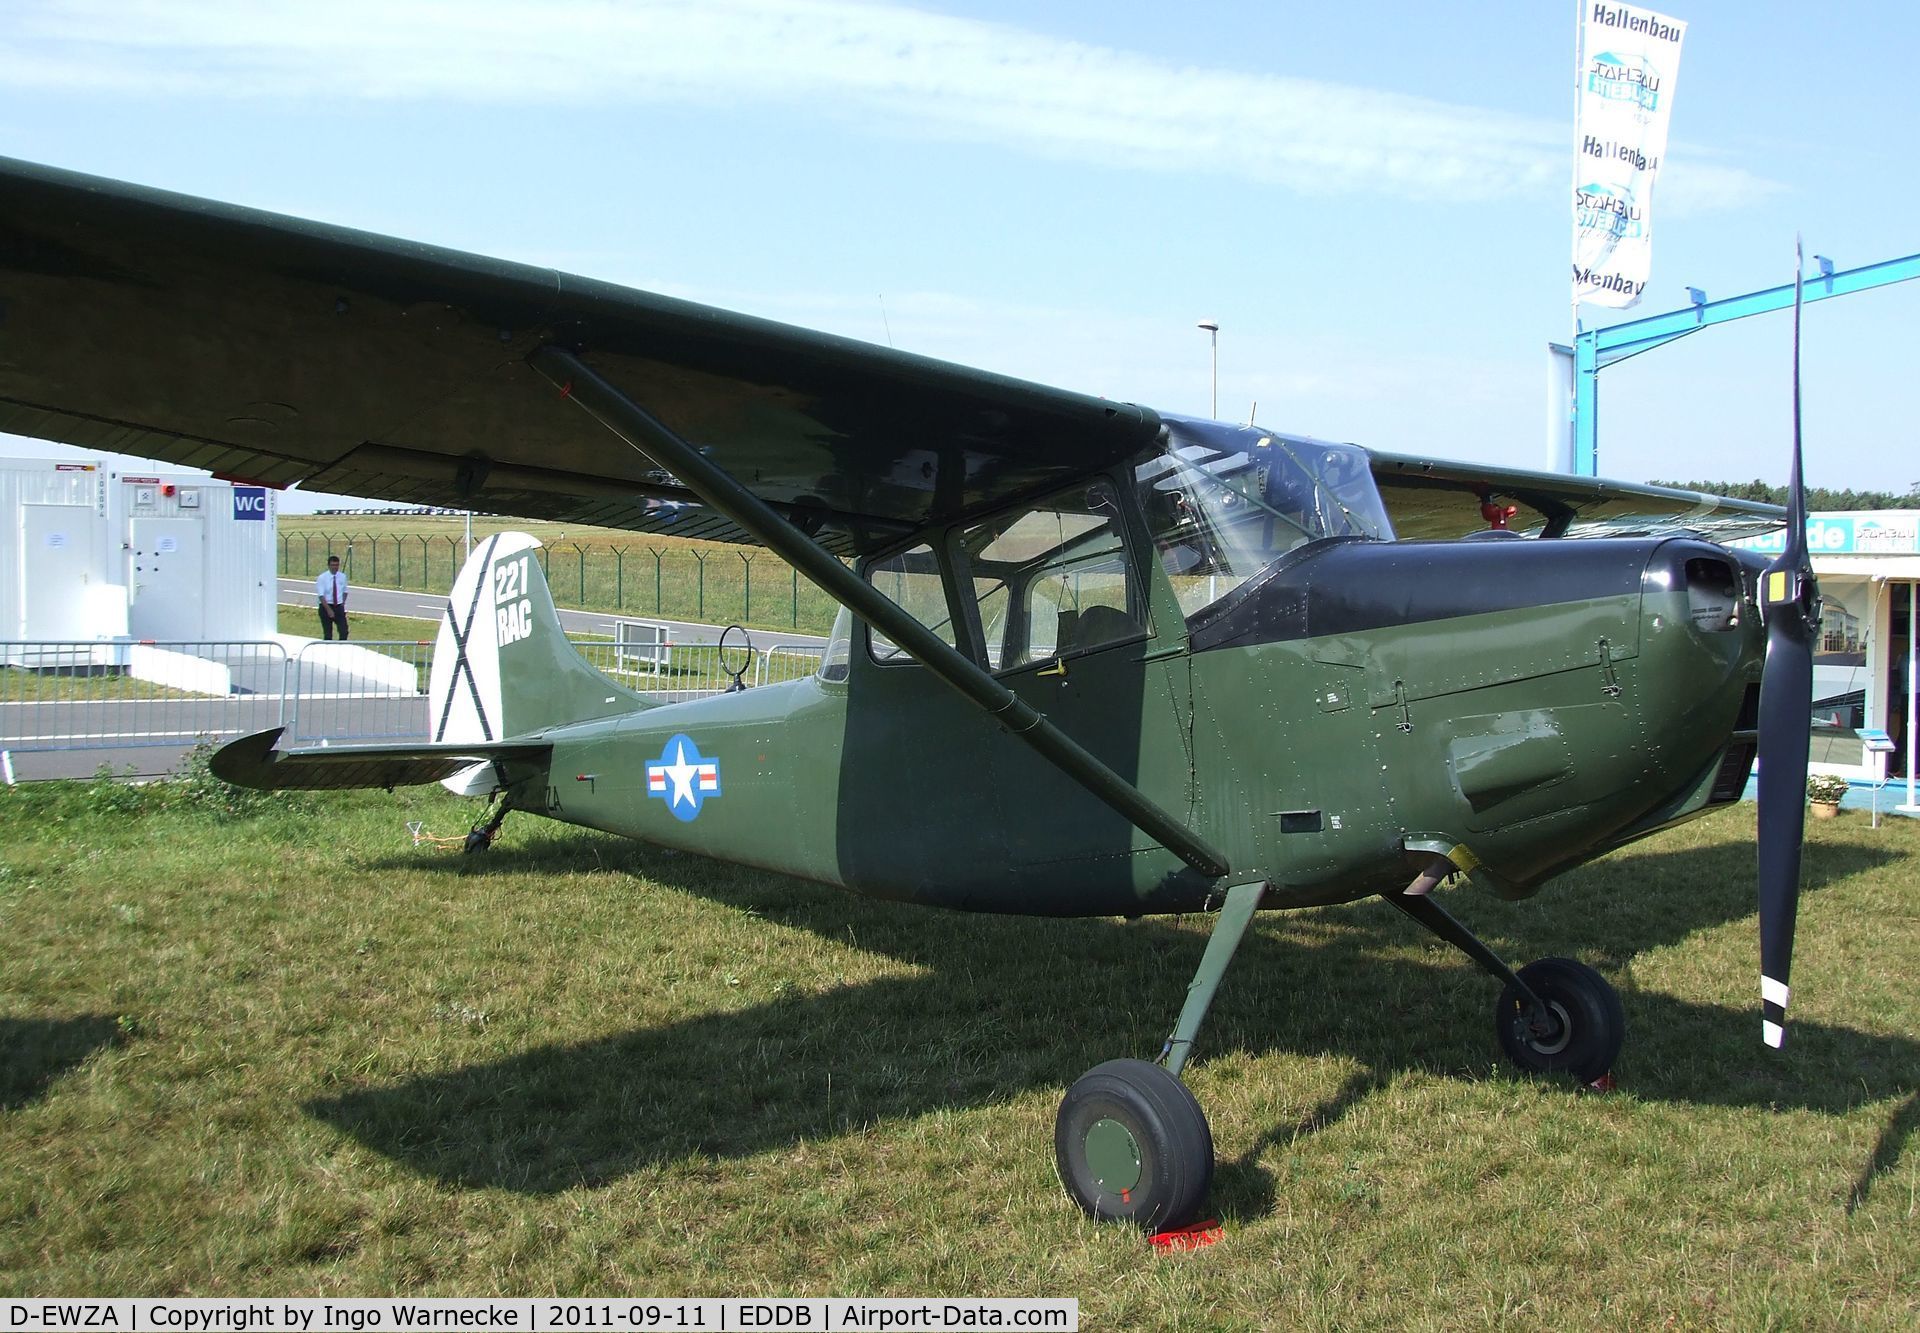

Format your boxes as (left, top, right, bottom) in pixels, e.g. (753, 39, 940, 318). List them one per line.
(284, 640, 432, 744)
(572, 641, 750, 704)
(760, 643, 827, 687)
(0, 640, 289, 754)
(4, 631, 830, 765)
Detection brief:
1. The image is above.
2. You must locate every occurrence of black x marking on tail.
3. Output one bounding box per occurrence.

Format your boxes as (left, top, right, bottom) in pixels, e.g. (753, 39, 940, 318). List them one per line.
(435, 534, 502, 743)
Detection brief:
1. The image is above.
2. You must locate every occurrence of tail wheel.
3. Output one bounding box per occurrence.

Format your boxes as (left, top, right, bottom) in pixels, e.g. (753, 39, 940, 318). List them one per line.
(1055, 1058, 1212, 1229)
(1495, 957, 1625, 1084)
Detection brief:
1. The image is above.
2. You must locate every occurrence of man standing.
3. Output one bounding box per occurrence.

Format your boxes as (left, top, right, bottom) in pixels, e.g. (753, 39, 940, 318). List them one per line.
(316, 555, 349, 640)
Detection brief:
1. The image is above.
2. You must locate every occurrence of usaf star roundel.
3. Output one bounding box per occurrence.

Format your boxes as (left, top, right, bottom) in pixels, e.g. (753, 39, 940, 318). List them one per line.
(645, 733, 722, 822)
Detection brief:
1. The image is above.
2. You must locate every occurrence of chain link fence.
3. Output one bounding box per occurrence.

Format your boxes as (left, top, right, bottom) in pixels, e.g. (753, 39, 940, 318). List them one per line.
(280, 533, 842, 634)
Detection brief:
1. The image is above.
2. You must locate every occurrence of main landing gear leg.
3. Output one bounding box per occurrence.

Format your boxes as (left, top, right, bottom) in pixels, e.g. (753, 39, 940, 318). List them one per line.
(1054, 881, 1265, 1230)
(1382, 889, 1624, 1084)
(464, 797, 510, 854)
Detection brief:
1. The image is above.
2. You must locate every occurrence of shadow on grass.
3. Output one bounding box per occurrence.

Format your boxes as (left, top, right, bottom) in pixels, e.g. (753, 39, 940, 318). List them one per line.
(0, 1015, 123, 1110)
(314, 830, 1918, 1196)
(1847, 1090, 1920, 1215)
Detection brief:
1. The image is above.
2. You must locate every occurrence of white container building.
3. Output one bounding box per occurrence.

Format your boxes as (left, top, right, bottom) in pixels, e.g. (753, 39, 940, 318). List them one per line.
(4, 459, 278, 644)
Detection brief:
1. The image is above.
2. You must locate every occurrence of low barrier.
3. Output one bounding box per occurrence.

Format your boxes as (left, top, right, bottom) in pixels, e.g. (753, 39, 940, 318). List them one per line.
(1, 637, 831, 758)
(0, 640, 289, 753)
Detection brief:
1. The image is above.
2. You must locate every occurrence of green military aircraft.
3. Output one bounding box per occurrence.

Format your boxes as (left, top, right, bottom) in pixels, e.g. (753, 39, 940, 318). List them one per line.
(0, 157, 1820, 1231)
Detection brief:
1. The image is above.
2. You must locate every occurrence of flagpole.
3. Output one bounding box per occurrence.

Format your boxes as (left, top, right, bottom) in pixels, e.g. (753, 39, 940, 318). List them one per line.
(1568, 0, 1585, 468)
(1901, 580, 1918, 814)
(1572, 0, 1584, 352)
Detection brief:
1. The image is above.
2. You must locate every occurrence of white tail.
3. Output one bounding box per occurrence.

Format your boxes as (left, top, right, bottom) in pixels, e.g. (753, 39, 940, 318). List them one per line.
(428, 533, 648, 746)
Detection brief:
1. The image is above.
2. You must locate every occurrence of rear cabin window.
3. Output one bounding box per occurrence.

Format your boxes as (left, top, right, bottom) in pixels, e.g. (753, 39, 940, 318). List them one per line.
(961, 481, 1146, 672)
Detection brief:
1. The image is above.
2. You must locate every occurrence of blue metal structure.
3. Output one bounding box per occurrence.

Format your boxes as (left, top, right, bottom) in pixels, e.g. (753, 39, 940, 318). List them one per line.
(1573, 251, 1920, 475)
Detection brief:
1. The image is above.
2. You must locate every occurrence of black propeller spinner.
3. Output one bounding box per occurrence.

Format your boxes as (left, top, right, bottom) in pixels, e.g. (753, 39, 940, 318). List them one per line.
(1754, 238, 1821, 1049)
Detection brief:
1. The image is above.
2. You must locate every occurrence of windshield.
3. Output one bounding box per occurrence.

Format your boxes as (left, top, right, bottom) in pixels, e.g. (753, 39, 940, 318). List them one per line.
(1136, 418, 1392, 616)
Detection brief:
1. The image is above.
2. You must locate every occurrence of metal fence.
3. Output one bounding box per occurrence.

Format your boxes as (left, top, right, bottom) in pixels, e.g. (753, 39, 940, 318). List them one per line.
(283, 639, 432, 745)
(0, 640, 290, 753)
(280, 531, 844, 634)
(1, 637, 829, 757)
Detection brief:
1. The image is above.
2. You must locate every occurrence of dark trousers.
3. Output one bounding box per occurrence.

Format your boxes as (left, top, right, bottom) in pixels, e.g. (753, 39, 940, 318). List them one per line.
(318, 603, 349, 641)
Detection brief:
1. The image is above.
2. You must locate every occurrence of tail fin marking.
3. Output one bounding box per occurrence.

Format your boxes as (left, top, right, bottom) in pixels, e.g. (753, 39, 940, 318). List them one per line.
(428, 533, 650, 743)
(435, 532, 503, 743)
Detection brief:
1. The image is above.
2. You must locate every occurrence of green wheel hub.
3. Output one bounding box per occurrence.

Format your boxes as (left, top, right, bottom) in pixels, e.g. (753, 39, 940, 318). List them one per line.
(1082, 1116, 1143, 1193)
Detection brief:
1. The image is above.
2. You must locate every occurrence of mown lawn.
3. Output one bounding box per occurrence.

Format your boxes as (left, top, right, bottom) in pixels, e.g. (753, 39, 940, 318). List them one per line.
(1, 783, 1915, 1326)
(276, 605, 438, 645)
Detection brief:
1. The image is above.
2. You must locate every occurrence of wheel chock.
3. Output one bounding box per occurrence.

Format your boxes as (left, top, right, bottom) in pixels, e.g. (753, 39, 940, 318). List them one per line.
(1149, 1218, 1223, 1252)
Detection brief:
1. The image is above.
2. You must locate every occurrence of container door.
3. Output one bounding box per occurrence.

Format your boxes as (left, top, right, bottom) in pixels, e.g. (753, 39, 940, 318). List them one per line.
(130, 518, 206, 640)
(20, 504, 97, 639)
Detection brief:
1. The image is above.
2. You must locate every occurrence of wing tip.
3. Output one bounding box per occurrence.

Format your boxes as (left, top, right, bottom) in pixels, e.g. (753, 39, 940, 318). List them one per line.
(210, 727, 287, 788)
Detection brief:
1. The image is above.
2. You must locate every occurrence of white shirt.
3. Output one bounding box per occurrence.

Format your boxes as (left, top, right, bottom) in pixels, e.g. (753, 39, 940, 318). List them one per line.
(316, 570, 348, 605)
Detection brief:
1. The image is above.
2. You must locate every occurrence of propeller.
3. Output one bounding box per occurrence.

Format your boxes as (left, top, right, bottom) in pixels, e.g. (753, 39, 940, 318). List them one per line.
(1754, 238, 1820, 1049)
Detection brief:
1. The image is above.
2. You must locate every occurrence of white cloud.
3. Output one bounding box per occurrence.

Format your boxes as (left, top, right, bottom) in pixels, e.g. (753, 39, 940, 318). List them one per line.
(0, 0, 1779, 208)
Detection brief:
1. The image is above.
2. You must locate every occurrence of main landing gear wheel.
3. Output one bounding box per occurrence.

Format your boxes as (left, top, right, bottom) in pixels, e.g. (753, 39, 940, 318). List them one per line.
(1495, 957, 1625, 1084)
(1055, 1059, 1213, 1230)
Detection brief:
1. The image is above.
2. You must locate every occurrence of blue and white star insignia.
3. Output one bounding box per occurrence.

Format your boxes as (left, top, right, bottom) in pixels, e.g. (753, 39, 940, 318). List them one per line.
(645, 733, 722, 822)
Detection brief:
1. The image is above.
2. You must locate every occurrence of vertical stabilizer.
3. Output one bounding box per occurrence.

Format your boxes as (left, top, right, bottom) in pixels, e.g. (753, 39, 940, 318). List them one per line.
(428, 533, 648, 745)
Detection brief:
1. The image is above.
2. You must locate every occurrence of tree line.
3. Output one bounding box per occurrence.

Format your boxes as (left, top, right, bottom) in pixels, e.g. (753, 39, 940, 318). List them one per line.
(1647, 479, 1920, 510)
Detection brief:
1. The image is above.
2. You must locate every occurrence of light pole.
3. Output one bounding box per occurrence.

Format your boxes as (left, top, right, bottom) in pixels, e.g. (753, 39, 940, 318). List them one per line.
(1196, 321, 1219, 419)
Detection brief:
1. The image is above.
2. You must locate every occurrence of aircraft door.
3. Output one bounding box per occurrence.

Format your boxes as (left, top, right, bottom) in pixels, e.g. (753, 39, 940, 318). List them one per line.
(967, 482, 1195, 870)
(991, 638, 1194, 871)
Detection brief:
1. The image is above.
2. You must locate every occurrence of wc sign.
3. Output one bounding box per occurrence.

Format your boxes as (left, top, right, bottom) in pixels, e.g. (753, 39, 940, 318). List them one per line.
(232, 487, 268, 521)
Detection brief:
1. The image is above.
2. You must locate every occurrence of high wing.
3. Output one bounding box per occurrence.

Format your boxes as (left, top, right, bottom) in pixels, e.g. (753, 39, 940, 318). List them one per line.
(1371, 452, 1785, 542)
(209, 728, 550, 792)
(2, 156, 1785, 555)
(0, 156, 1158, 556)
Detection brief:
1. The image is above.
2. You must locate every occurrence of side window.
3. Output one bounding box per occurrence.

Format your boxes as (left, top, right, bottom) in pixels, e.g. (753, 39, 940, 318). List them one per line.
(865, 541, 958, 663)
(964, 482, 1146, 672)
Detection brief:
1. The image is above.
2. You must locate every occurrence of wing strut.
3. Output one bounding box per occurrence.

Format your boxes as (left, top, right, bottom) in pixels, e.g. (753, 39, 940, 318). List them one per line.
(528, 345, 1231, 880)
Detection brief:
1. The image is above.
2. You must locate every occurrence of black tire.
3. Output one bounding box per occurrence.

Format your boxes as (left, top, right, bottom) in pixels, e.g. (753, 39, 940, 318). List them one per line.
(1054, 1058, 1213, 1230)
(1495, 957, 1625, 1083)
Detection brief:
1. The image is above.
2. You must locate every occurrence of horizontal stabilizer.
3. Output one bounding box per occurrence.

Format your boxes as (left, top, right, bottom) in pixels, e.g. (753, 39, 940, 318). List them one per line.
(211, 728, 550, 792)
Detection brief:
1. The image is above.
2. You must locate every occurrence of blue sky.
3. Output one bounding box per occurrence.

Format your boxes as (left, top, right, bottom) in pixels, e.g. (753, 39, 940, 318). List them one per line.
(1, 0, 1914, 511)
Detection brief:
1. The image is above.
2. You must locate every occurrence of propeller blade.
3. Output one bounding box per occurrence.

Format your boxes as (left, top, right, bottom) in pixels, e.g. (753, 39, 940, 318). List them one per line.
(1755, 238, 1818, 1049)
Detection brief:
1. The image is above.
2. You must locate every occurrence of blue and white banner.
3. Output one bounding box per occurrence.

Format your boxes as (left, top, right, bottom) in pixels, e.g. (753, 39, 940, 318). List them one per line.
(1572, 3, 1686, 310)
(1736, 513, 1920, 557)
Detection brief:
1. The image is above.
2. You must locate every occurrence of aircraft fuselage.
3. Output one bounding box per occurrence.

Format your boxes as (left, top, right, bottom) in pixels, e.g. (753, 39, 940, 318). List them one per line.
(535, 532, 1764, 917)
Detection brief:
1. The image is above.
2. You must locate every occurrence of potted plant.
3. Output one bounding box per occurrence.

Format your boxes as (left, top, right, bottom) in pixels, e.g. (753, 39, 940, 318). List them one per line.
(1807, 772, 1849, 818)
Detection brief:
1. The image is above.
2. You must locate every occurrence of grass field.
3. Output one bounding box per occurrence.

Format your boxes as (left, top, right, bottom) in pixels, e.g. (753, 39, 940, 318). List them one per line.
(280, 515, 842, 636)
(0, 669, 211, 704)
(1, 783, 1915, 1324)
(276, 605, 438, 645)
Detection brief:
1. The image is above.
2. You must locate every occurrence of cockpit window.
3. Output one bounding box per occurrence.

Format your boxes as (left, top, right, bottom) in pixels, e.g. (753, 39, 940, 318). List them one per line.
(866, 541, 958, 663)
(1137, 418, 1392, 616)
